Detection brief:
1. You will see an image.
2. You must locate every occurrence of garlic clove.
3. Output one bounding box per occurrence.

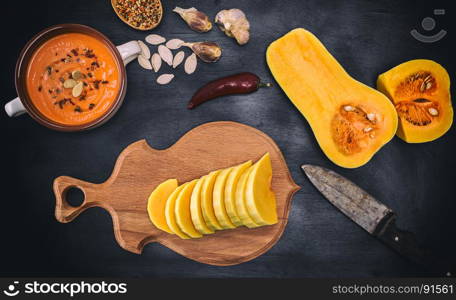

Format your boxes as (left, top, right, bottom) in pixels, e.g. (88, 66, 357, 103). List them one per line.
(173, 6, 212, 32)
(215, 8, 250, 45)
(182, 42, 222, 63)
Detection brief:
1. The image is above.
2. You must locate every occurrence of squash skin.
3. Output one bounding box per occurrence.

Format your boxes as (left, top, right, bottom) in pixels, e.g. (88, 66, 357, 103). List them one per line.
(377, 59, 453, 143)
(266, 28, 398, 168)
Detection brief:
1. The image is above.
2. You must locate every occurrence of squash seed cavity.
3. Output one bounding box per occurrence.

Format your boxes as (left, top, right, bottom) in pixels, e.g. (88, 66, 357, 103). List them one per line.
(332, 105, 379, 155)
(395, 99, 439, 126)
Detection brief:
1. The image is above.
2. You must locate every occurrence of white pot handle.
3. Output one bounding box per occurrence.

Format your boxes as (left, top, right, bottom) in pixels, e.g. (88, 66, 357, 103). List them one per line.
(4, 41, 140, 118)
(117, 41, 141, 66)
(5, 97, 26, 117)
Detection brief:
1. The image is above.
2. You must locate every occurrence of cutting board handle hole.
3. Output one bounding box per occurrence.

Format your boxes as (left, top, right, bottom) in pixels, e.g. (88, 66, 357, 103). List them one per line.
(65, 187, 85, 207)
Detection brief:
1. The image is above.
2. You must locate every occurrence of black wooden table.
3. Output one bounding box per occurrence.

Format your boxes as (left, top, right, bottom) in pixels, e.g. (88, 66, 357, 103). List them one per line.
(1, 0, 454, 277)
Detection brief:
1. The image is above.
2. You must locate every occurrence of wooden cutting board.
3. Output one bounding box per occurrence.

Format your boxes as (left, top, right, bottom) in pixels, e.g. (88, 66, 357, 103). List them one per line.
(53, 121, 300, 266)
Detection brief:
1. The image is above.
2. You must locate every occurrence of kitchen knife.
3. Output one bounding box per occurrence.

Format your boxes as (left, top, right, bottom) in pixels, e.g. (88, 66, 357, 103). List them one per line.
(301, 164, 452, 277)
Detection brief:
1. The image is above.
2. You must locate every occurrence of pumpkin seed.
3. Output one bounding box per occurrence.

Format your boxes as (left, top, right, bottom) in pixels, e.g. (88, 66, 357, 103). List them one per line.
(71, 70, 83, 80)
(173, 51, 185, 68)
(166, 38, 185, 49)
(138, 54, 152, 70)
(363, 127, 373, 133)
(428, 107, 439, 116)
(367, 113, 376, 121)
(425, 82, 432, 90)
(138, 40, 151, 59)
(151, 53, 162, 72)
(72, 82, 84, 97)
(63, 79, 77, 89)
(157, 74, 175, 85)
(343, 105, 355, 112)
(145, 34, 166, 45)
(158, 45, 173, 66)
(184, 53, 197, 74)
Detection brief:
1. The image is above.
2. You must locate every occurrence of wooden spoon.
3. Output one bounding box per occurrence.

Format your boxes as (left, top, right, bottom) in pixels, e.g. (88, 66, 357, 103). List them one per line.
(111, 0, 163, 31)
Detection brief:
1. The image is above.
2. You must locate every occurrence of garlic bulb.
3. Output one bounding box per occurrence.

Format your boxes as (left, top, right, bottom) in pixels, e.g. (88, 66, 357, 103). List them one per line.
(173, 7, 212, 32)
(183, 42, 222, 63)
(215, 9, 250, 45)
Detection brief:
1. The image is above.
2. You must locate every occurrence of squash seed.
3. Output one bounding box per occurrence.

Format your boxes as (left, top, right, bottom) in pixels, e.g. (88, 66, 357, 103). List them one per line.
(425, 82, 432, 90)
(363, 127, 373, 133)
(151, 53, 162, 72)
(428, 108, 439, 116)
(367, 113, 376, 121)
(71, 70, 83, 80)
(72, 81, 84, 97)
(138, 54, 152, 70)
(173, 51, 185, 68)
(420, 82, 425, 92)
(184, 53, 197, 74)
(138, 40, 151, 59)
(166, 38, 185, 50)
(343, 105, 355, 112)
(157, 74, 175, 85)
(145, 34, 166, 45)
(63, 79, 77, 89)
(158, 45, 173, 66)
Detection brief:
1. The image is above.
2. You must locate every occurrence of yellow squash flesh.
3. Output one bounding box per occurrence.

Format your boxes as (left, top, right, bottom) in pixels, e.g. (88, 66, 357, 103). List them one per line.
(235, 167, 259, 228)
(175, 180, 202, 238)
(147, 179, 178, 234)
(224, 160, 252, 226)
(266, 28, 398, 168)
(213, 167, 237, 229)
(190, 176, 214, 235)
(201, 170, 223, 230)
(164, 184, 190, 239)
(245, 153, 277, 226)
(377, 59, 453, 143)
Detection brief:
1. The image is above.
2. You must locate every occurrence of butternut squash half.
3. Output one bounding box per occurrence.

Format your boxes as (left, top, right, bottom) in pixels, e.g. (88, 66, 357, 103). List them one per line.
(377, 59, 453, 143)
(266, 28, 398, 168)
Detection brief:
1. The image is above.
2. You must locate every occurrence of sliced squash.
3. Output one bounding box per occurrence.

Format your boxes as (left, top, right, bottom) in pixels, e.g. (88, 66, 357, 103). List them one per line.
(377, 59, 453, 143)
(245, 153, 277, 226)
(147, 179, 178, 234)
(164, 184, 190, 239)
(190, 175, 214, 235)
(213, 167, 237, 229)
(266, 28, 398, 168)
(235, 167, 259, 228)
(201, 170, 223, 230)
(175, 179, 202, 238)
(224, 160, 252, 226)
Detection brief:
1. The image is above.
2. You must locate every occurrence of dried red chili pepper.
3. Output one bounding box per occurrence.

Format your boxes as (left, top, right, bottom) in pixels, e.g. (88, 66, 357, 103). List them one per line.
(187, 72, 271, 109)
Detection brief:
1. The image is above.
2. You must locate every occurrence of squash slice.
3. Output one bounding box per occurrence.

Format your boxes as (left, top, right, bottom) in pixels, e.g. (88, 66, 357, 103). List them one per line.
(164, 184, 190, 239)
(147, 179, 178, 234)
(266, 28, 398, 168)
(245, 153, 277, 226)
(224, 160, 252, 226)
(213, 167, 237, 229)
(190, 176, 214, 235)
(235, 167, 260, 228)
(377, 59, 453, 143)
(175, 180, 202, 238)
(201, 170, 223, 230)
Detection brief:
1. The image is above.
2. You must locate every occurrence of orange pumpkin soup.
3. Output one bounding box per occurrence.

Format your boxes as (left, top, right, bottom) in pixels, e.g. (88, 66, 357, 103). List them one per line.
(26, 33, 120, 126)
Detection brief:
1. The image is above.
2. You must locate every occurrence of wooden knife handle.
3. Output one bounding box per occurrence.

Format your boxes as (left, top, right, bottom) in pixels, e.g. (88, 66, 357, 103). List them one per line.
(53, 176, 100, 223)
(377, 216, 453, 277)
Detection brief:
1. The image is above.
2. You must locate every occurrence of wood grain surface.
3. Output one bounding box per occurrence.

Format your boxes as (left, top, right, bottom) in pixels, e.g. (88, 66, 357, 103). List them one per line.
(53, 121, 300, 266)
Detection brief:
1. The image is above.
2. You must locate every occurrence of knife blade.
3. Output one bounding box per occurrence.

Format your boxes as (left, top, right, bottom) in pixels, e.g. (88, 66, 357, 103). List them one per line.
(301, 164, 452, 277)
